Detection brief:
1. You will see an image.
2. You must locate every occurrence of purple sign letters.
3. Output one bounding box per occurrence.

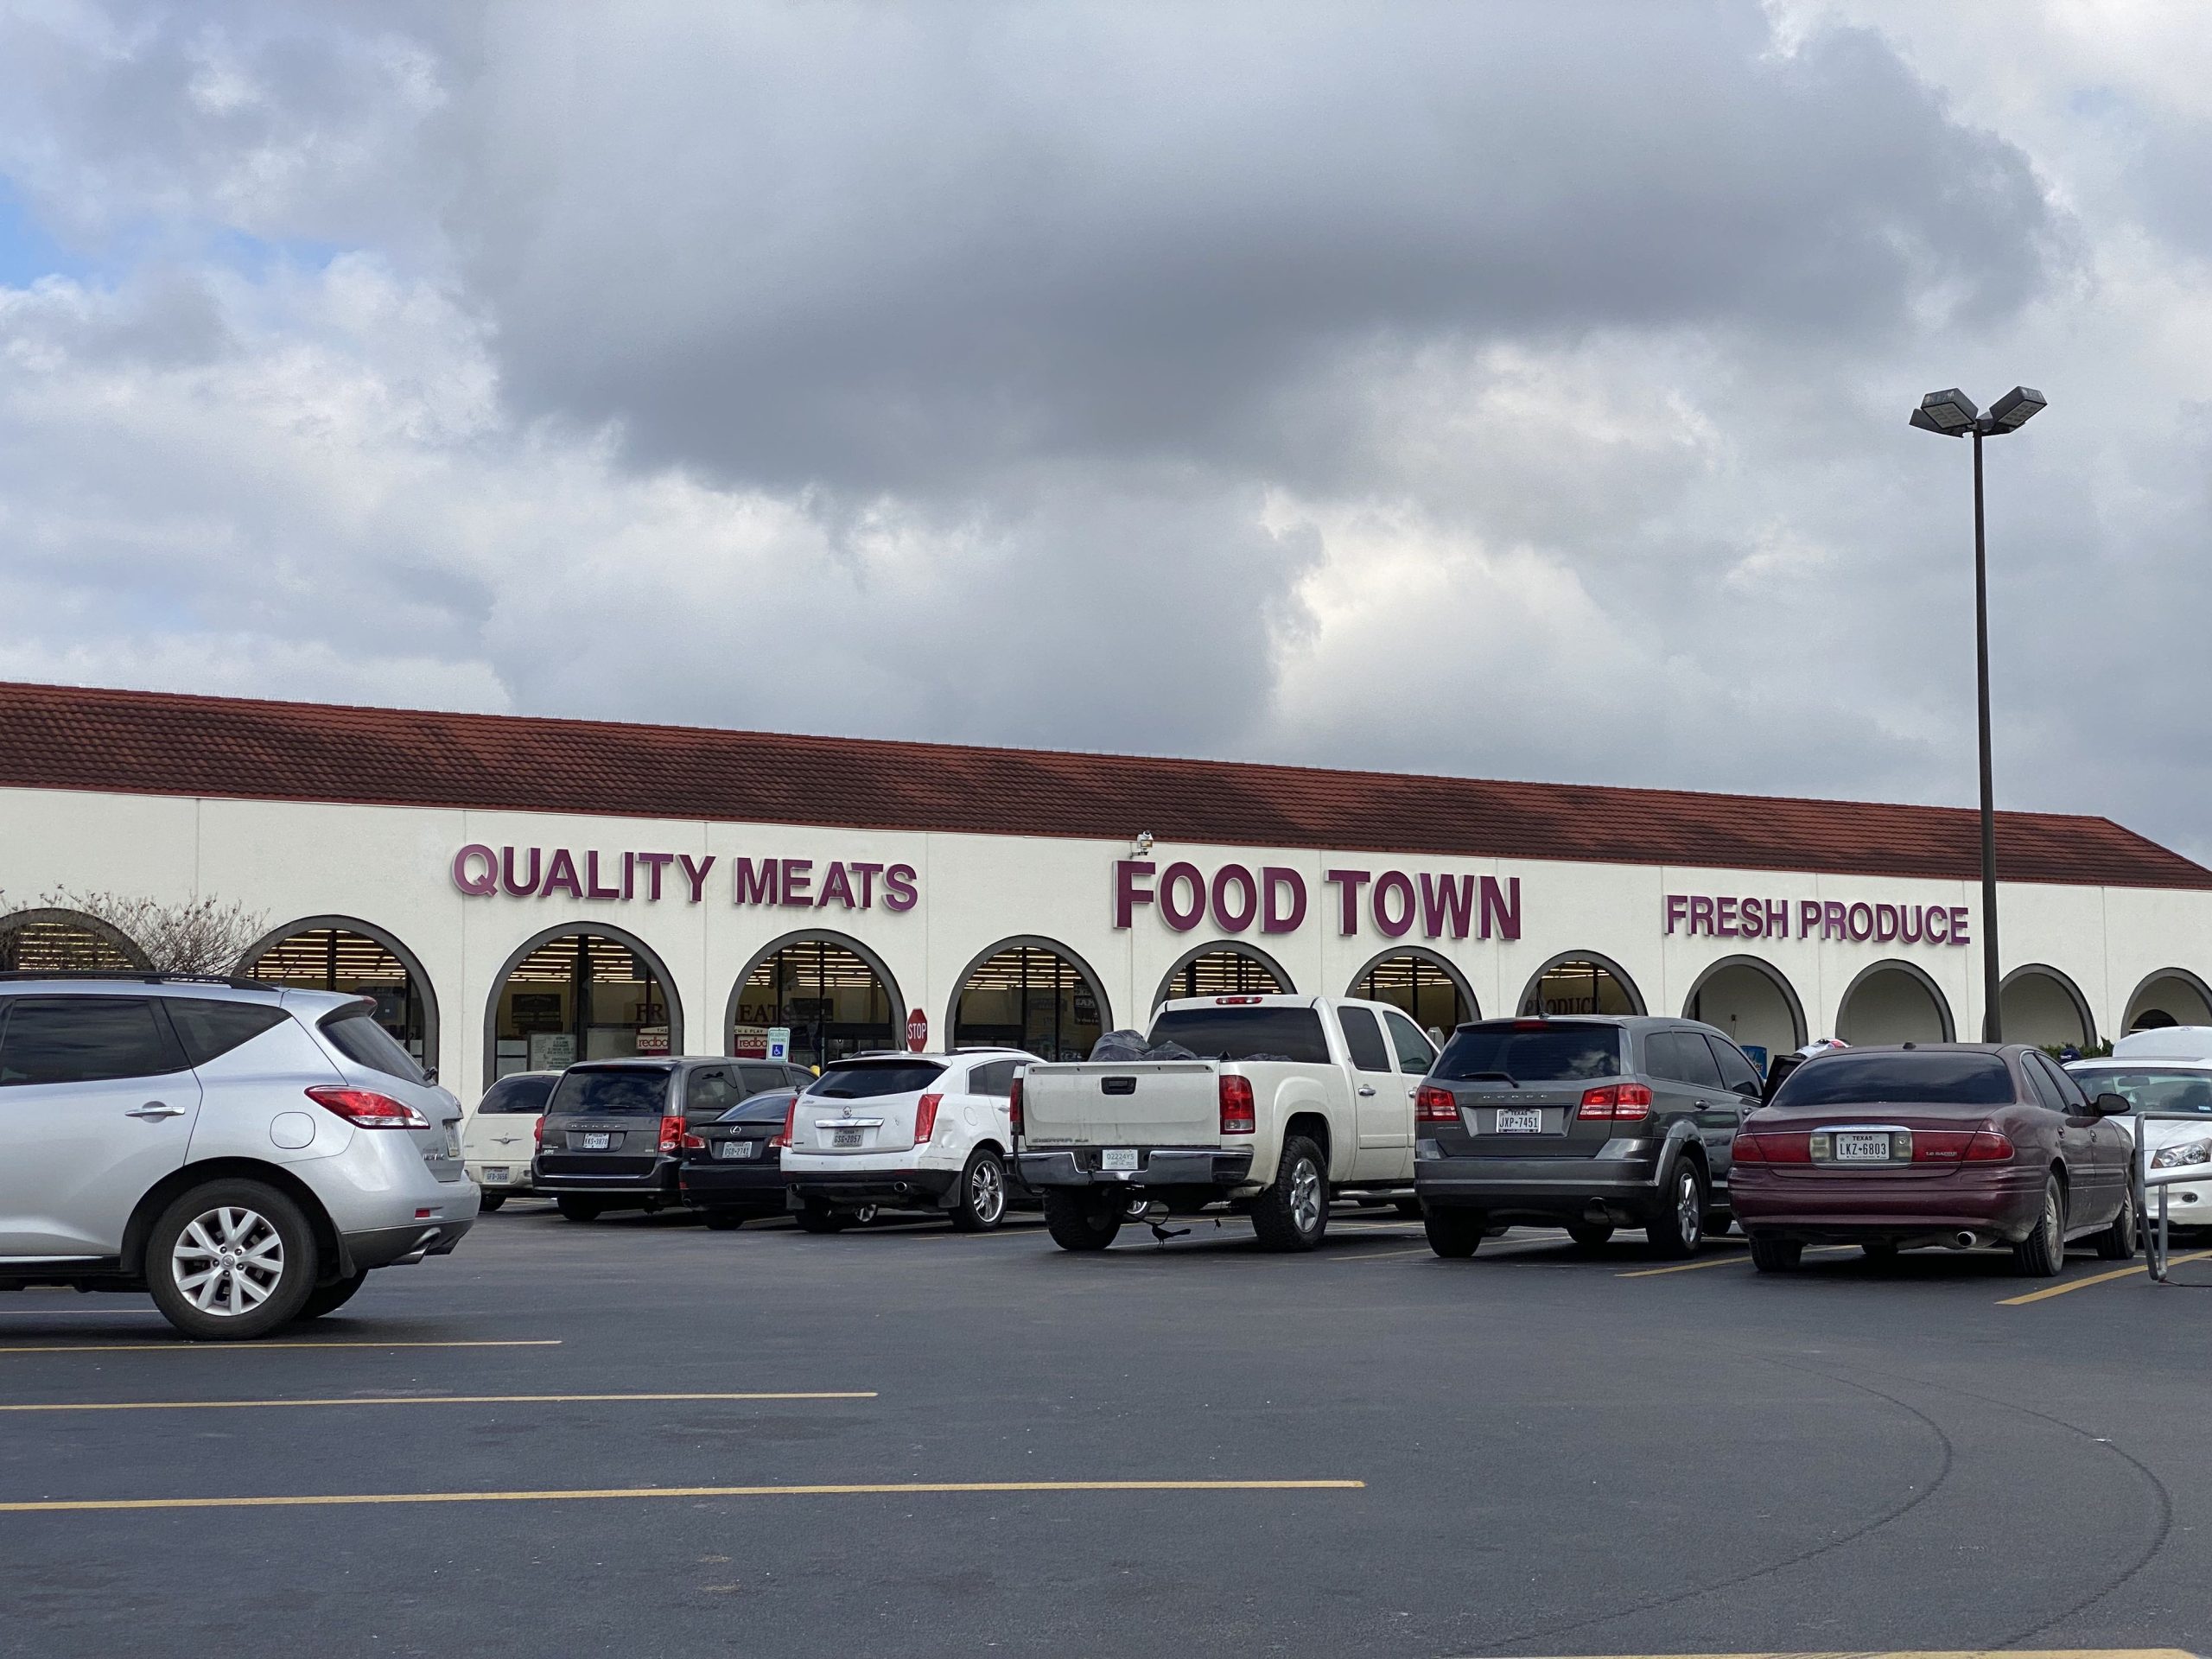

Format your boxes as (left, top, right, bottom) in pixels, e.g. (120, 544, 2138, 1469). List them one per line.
(1665, 893, 1969, 947)
(1114, 861, 1520, 942)
(452, 846, 918, 912)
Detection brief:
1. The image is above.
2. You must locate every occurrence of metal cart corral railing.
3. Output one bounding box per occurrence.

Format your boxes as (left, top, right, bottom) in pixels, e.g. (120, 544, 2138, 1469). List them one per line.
(2130, 1107, 2212, 1284)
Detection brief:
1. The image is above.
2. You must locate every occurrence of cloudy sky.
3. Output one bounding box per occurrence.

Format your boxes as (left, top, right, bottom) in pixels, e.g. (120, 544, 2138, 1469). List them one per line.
(2, 2, 2208, 850)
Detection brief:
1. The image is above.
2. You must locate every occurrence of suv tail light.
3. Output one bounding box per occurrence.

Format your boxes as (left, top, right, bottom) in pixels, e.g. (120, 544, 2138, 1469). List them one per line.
(1577, 1083, 1653, 1122)
(914, 1093, 944, 1142)
(1008, 1077, 1023, 1134)
(305, 1086, 429, 1129)
(658, 1115, 685, 1154)
(772, 1097, 798, 1150)
(533, 1113, 545, 1146)
(1414, 1084, 1460, 1122)
(1219, 1074, 1256, 1135)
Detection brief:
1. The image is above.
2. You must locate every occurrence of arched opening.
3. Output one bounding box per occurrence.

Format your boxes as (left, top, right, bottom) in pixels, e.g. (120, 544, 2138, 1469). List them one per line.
(1999, 964, 2094, 1048)
(1835, 960, 1954, 1045)
(728, 933, 901, 1071)
(1346, 948, 1476, 1039)
(1682, 956, 1804, 1076)
(948, 938, 1109, 1062)
(0, 907, 149, 972)
(1153, 942, 1293, 1012)
(484, 926, 683, 1084)
(240, 917, 438, 1070)
(2123, 969, 2212, 1033)
(1519, 953, 1644, 1018)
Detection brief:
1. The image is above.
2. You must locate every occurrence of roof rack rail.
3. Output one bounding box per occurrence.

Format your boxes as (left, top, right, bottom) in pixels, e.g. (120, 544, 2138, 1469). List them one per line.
(0, 969, 272, 989)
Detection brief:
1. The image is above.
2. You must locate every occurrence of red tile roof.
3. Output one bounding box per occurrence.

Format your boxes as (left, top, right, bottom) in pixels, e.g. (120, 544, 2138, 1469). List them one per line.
(0, 680, 2203, 890)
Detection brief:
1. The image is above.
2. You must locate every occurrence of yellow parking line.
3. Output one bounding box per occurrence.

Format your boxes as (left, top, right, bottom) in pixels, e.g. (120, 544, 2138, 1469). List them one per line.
(1615, 1244, 1855, 1280)
(1336, 1247, 1435, 1262)
(1999, 1249, 2212, 1306)
(0, 1339, 562, 1356)
(0, 1478, 1365, 1514)
(0, 1391, 874, 1414)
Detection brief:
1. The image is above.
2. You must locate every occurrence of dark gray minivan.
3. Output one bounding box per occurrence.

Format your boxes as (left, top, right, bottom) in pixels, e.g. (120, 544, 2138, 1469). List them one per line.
(533, 1057, 815, 1221)
(1413, 1014, 1764, 1259)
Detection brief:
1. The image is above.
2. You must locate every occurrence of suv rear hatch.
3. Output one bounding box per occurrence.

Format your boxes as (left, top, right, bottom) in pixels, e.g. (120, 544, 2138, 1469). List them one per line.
(793, 1058, 946, 1154)
(540, 1064, 677, 1178)
(314, 1002, 465, 1180)
(1424, 1020, 1628, 1159)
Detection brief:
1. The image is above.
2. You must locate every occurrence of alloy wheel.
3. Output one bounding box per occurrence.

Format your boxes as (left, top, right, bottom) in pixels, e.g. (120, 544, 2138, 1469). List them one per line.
(971, 1158, 1006, 1224)
(1675, 1170, 1702, 1249)
(171, 1205, 285, 1317)
(1290, 1158, 1322, 1236)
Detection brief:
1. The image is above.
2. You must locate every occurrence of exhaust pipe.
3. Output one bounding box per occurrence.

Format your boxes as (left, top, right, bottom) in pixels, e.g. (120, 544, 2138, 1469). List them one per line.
(1951, 1230, 1978, 1249)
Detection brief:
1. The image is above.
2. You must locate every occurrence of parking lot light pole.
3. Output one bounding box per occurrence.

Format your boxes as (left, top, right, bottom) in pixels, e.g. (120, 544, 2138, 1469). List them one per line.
(1910, 385, 2047, 1042)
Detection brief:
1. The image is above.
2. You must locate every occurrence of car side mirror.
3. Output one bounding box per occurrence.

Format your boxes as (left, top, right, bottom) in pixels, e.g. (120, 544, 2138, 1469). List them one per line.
(2094, 1093, 2132, 1117)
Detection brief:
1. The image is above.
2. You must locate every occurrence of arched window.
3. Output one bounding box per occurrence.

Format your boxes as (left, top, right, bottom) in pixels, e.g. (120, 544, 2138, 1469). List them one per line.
(1682, 956, 1805, 1073)
(1999, 964, 2094, 1048)
(484, 926, 683, 1084)
(241, 917, 438, 1069)
(948, 938, 1110, 1062)
(1835, 960, 1955, 1044)
(728, 933, 901, 1071)
(1346, 948, 1475, 1039)
(0, 907, 147, 972)
(2123, 969, 2212, 1033)
(1153, 943, 1293, 1012)
(1519, 953, 1643, 1018)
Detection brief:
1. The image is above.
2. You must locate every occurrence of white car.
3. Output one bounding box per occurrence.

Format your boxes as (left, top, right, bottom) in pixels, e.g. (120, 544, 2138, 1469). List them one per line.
(780, 1048, 1037, 1233)
(2069, 1027, 2212, 1230)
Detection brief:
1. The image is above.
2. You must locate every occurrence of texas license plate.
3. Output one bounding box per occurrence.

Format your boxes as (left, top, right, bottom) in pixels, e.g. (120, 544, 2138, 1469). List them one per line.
(1497, 1109, 1542, 1134)
(483, 1166, 511, 1185)
(715, 1141, 758, 1160)
(1835, 1131, 1894, 1161)
(582, 1132, 611, 1151)
(1101, 1148, 1139, 1172)
(832, 1128, 863, 1148)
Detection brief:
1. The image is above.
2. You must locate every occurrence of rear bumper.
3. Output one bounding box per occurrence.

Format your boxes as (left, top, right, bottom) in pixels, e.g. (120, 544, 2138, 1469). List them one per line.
(1016, 1147, 1256, 1191)
(679, 1162, 791, 1211)
(1414, 1143, 1669, 1222)
(340, 1217, 474, 1273)
(1730, 1165, 2045, 1243)
(785, 1166, 957, 1207)
(530, 1159, 683, 1200)
(466, 1159, 536, 1194)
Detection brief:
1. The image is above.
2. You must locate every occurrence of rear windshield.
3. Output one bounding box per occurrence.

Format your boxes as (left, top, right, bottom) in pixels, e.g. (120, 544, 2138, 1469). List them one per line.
(1433, 1024, 1621, 1084)
(2068, 1066, 2212, 1116)
(548, 1066, 674, 1116)
(725, 1090, 798, 1123)
(1145, 1007, 1332, 1065)
(319, 1009, 424, 1084)
(1770, 1052, 2014, 1109)
(478, 1074, 557, 1115)
(808, 1061, 946, 1099)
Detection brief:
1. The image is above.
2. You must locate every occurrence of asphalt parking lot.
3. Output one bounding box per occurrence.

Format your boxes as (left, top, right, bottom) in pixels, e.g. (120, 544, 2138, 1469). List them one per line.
(2, 1204, 2208, 1659)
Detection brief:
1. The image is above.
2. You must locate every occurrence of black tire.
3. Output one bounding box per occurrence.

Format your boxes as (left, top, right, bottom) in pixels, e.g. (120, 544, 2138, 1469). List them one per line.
(143, 1179, 319, 1341)
(702, 1211, 746, 1232)
(556, 1197, 603, 1223)
(1423, 1205, 1486, 1258)
(1249, 1136, 1328, 1252)
(1566, 1222, 1615, 1250)
(1042, 1190, 1122, 1252)
(1705, 1212, 1732, 1237)
(1747, 1232, 1802, 1273)
(1645, 1159, 1707, 1259)
(950, 1147, 1008, 1233)
(2092, 1188, 2138, 1261)
(2012, 1175, 2067, 1277)
(794, 1200, 849, 1235)
(478, 1192, 506, 1213)
(294, 1270, 369, 1321)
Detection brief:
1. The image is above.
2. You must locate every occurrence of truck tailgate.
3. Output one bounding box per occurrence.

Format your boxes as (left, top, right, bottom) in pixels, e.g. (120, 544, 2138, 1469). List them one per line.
(1021, 1063, 1222, 1146)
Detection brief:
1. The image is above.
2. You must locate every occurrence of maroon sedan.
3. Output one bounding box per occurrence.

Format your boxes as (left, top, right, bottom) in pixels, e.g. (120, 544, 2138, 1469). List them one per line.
(1732, 1044, 2136, 1276)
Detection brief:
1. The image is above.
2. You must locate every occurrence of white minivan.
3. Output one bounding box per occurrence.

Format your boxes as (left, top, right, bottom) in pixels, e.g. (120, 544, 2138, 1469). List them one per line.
(2069, 1027, 2212, 1231)
(779, 1049, 1037, 1232)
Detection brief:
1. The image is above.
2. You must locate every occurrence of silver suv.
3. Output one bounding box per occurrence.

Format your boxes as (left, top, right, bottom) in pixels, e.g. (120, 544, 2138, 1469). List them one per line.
(0, 975, 479, 1340)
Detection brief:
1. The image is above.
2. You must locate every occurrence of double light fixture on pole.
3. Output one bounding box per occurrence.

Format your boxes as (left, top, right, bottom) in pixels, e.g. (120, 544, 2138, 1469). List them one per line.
(1909, 385, 2046, 1042)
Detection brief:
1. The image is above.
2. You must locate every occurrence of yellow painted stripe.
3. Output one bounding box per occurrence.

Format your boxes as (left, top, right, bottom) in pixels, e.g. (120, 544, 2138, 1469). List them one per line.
(0, 1391, 874, 1414)
(0, 1478, 1365, 1514)
(0, 1338, 562, 1356)
(1616, 1244, 1852, 1279)
(1999, 1249, 2212, 1305)
(1335, 1247, 1436, 1262)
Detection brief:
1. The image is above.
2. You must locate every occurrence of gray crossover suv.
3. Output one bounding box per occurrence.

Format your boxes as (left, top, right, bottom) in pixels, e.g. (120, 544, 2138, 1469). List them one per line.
(1413, 1014, 1764, 1259)
(0, 975, 477, 1339)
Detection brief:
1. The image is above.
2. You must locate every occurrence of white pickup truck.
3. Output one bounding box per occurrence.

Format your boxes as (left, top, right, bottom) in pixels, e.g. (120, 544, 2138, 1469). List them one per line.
(1012, 994, 1440, 1252)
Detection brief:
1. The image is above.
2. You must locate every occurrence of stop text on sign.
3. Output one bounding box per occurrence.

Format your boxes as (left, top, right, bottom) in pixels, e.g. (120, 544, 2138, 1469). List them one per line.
(1113, 860, 1521, 941)
(1665, 893, 1970, 947)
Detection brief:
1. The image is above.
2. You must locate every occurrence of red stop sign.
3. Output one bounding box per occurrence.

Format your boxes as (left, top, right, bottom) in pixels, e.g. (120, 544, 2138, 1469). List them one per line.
(906, 1008, 929, 1052)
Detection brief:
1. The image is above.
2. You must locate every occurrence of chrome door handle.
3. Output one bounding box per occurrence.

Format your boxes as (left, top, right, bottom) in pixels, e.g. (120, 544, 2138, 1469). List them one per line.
(1357, 1085, 1376, 1097)
(125, 1102, 187, 1120)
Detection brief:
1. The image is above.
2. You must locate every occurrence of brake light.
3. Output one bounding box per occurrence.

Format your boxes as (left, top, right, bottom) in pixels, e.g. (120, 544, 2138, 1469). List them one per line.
(1732, 1130, 1764, 1162)
(1219, 1074, 1256, 1135)
(305, 1086, 429, 1129)
(1734, 1130, 1811, 1163)
(1216, 995, 1263, 1004)
(658, 1115, 685, 1154)
(772, 1098, 798, 1150)
(533, 1113, 545, 1146)
(914, 1093, 943, 1142)
(1008, 1077, 1022, 1134)
(1577, 1083, 1653, 1122)
(1966, 1128, 2013, 1161)
(682, 1131, 706, 1151)
(1414, 1084, 1459, 1122)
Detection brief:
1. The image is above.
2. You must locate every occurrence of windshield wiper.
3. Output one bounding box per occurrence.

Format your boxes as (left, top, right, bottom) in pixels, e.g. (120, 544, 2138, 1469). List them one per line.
(1461, 1070, 1518, 1087)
